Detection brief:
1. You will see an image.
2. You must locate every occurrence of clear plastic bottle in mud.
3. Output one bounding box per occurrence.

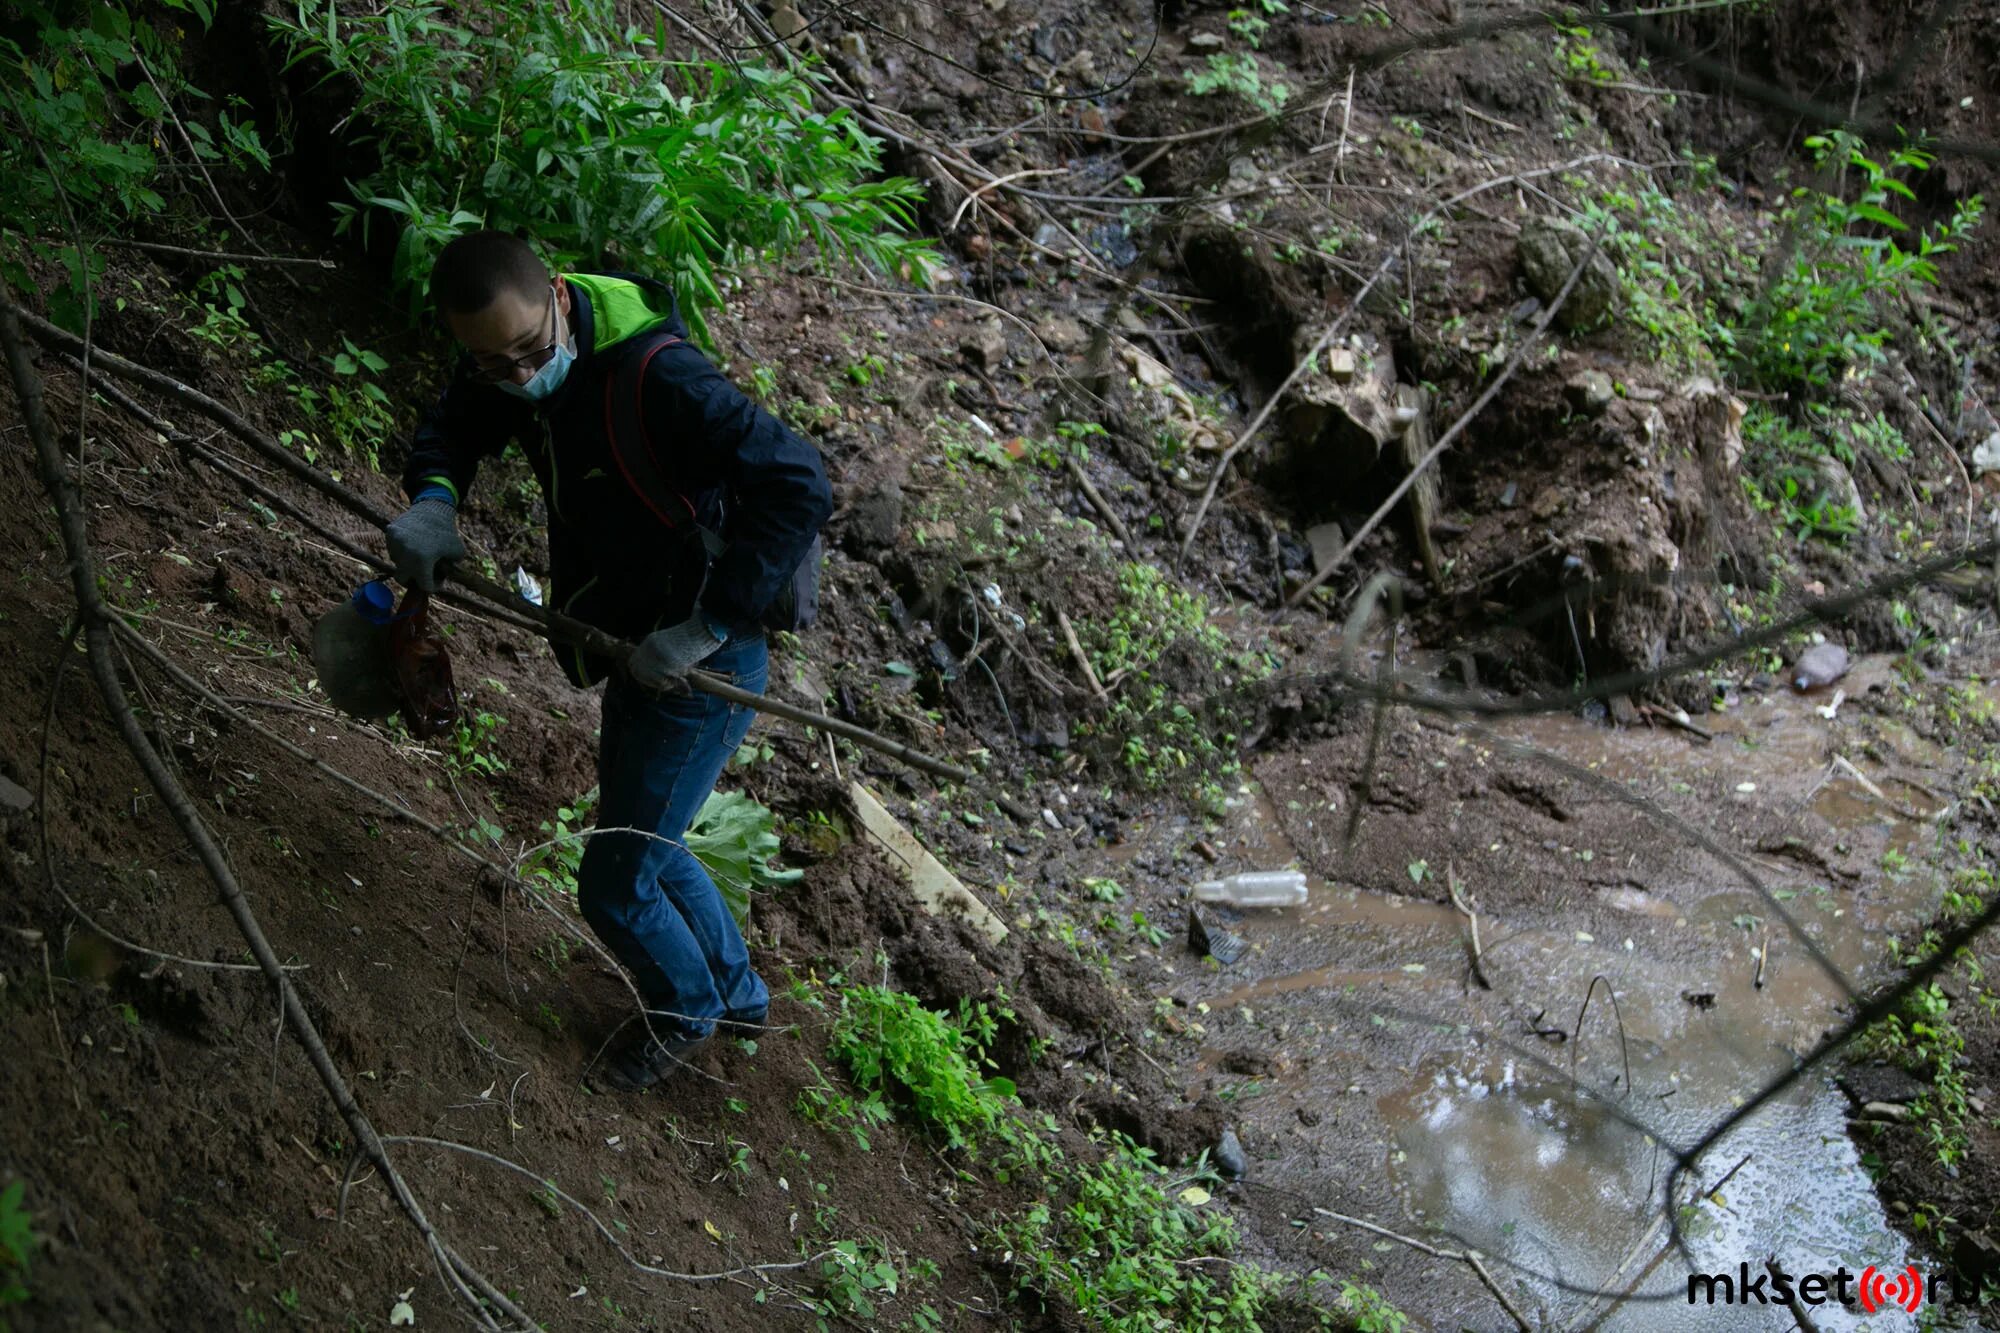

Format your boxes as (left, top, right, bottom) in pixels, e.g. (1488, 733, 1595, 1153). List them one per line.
(1192, 870, 1308, 908)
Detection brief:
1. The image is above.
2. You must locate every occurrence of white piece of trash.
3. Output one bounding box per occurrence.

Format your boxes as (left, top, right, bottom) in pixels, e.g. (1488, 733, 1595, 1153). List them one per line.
(1816, 688, 1846, 721)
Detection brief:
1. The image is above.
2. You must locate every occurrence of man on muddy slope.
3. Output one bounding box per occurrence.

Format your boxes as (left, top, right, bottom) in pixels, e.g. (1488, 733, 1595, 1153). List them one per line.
(382, 230, 831, 1092)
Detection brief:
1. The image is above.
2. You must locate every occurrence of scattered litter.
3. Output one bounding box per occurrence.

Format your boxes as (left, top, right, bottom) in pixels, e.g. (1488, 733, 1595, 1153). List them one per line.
(513, 566, 543, 606)
(389, 1291, 416, 1326)
(1789, 642, 1850, 693)
(1735, 782, 1757, 793)
(1187, 907, 1248, 966)
(1972, 429, 2000, 475)
(703, 1220, 723, 1241)
(1574, 931, 1594, 943)
(1193, 870, 1307, 908)
(1816, 688, 1846, 721)
(1179, 1185, 1213, 1207)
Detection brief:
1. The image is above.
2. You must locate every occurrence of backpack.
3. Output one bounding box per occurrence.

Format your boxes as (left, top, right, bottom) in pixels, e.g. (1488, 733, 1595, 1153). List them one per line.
(603, 329, 823, 633)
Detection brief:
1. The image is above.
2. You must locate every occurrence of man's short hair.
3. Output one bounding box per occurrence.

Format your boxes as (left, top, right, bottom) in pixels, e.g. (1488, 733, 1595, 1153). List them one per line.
(431, 231, 548, 317)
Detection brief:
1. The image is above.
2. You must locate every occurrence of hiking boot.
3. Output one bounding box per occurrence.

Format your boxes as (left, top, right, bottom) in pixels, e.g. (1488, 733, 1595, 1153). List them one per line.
(588, 1028, 706, 1093)
(719, 1003, 768, 1030)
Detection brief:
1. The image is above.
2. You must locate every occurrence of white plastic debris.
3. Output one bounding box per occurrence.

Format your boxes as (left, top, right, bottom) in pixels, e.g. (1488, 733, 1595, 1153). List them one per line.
(514, 566, 543, 606)
(1973, 430, 2000, 475)
(1816, 688, 1846, 721)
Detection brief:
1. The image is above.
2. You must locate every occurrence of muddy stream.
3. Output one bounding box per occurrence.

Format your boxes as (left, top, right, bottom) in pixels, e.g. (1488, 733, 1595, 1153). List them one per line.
(1119, 655, 1984, 1330)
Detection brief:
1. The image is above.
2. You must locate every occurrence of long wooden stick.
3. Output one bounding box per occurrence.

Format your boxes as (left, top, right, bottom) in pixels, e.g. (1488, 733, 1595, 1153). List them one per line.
(3, 285, 531, 1331)
(20, 308, 973, 783)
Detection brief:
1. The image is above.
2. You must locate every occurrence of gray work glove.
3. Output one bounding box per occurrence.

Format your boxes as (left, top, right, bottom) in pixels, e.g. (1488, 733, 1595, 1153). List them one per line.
(628, 617, 725, 691)
(384, 497, 464, 591)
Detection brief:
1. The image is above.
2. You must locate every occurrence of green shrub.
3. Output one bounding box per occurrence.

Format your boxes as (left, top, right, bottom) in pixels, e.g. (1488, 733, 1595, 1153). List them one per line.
(1735, 132, 1982, 394)
(1075, 564, 1273, 812)
(268, 0, 934, 337)
(827, 985, 1015, 1151)
(1184, 52, 1289, 115)
(0, 0, 269, 330)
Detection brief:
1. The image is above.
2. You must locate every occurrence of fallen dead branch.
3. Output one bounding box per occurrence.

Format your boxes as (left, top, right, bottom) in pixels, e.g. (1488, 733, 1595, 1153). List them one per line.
(1062, 453, 1137, 551)
(2, 284, 532, 1331)
(1308, 1207, 1532, 1332)
(1446, 862, 1490, 990)
(1056, 608, 1109, 702)
(373, 1135, 825, 1288)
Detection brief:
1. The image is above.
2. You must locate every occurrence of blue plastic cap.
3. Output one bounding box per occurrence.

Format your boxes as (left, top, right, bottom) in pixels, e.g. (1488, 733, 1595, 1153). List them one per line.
(353, 579, 396, 624)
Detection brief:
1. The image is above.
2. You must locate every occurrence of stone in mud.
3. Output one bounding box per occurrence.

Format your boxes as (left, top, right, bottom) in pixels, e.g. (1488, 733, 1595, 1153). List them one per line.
(1214, 1128, 1248, 1179)
(961, 318, 1006, 370)
(1517, 218, 1619, 331)
(1035, 312, 1089, 354)
(0, 772, 31, 814)
(1565, 369, 1615, 416)
(840, 481, 903, 555)
(1270, 334, 1400, 505)
(1812, 453, 1866, 525)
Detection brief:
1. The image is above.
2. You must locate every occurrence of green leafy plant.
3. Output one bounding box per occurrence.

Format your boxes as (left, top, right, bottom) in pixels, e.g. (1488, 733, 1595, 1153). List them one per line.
(268, 0, 935, 336)
(1185, 53, 1289, 115)
(685, 790, 803, 927)
(1736, 132, 1983, 394)
(812, 1238, 907, 1325)
(523, 788, 600, 899)
(0, 1, 269, 331)
(1226, 2, 1289, 48)
(441, 706, 509, 778)
(0, 1179, 35, 1317)
(1075, 564, 1273, 812)
(827, 985, 1015, 1151)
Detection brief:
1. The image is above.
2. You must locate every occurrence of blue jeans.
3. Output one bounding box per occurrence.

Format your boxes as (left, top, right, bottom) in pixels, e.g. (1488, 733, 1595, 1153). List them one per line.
(578, 634, 770, 1040)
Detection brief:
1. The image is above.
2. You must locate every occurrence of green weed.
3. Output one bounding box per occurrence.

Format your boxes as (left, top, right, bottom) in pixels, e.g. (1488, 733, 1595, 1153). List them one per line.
(0, 2, 271, 331)
(0, 1180, 35, 1318)
(1185, 53, 1290, 115)
(268, 0, 935, 336)
(1737, 132, 1982, 395)
(827, 985, 1015, 1152)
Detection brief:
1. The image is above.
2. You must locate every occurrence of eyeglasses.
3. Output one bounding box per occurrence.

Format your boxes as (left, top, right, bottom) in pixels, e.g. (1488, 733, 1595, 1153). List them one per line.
(468, 286, 560, 382)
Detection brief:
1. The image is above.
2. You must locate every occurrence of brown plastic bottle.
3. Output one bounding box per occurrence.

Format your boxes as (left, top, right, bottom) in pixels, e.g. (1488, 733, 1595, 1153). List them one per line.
(388, 589, 459, 738)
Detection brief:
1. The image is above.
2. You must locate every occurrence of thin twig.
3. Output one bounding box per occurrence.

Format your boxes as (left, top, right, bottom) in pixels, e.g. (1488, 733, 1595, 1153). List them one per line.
(1309, 1208, 1531, 1331)
(1056, 609, 1109, 702)
(378, 1136, 825, 1286)
(1446, 862, 1490, 990)
(41, 236, 337, 268)
(1062, 454, 1137, 550)
(1639, 702, 1714, 742)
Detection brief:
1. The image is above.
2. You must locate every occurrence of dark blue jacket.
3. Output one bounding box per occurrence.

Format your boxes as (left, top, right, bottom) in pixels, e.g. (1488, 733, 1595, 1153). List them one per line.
(402, 270, 832, 687)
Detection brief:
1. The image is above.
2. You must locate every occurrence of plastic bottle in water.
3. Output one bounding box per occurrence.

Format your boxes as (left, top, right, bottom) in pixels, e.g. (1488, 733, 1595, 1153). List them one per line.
(1192, 870, 1308, 907)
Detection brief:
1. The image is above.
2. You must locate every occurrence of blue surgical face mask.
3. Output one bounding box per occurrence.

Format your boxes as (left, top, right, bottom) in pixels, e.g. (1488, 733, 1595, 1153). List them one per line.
(497, 311, 575, 402)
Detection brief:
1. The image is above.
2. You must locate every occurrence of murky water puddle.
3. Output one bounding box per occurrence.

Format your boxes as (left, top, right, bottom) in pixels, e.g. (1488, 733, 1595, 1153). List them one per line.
(1183, 661, 1976, 1330)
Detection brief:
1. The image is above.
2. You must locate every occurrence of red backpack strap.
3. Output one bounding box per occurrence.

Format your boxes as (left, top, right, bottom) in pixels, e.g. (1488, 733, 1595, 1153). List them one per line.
(604, 330, 698, 530)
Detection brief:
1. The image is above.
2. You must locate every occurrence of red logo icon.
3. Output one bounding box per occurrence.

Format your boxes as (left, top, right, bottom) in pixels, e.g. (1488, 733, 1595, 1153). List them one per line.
(1858, 1264, 1924, 1314)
